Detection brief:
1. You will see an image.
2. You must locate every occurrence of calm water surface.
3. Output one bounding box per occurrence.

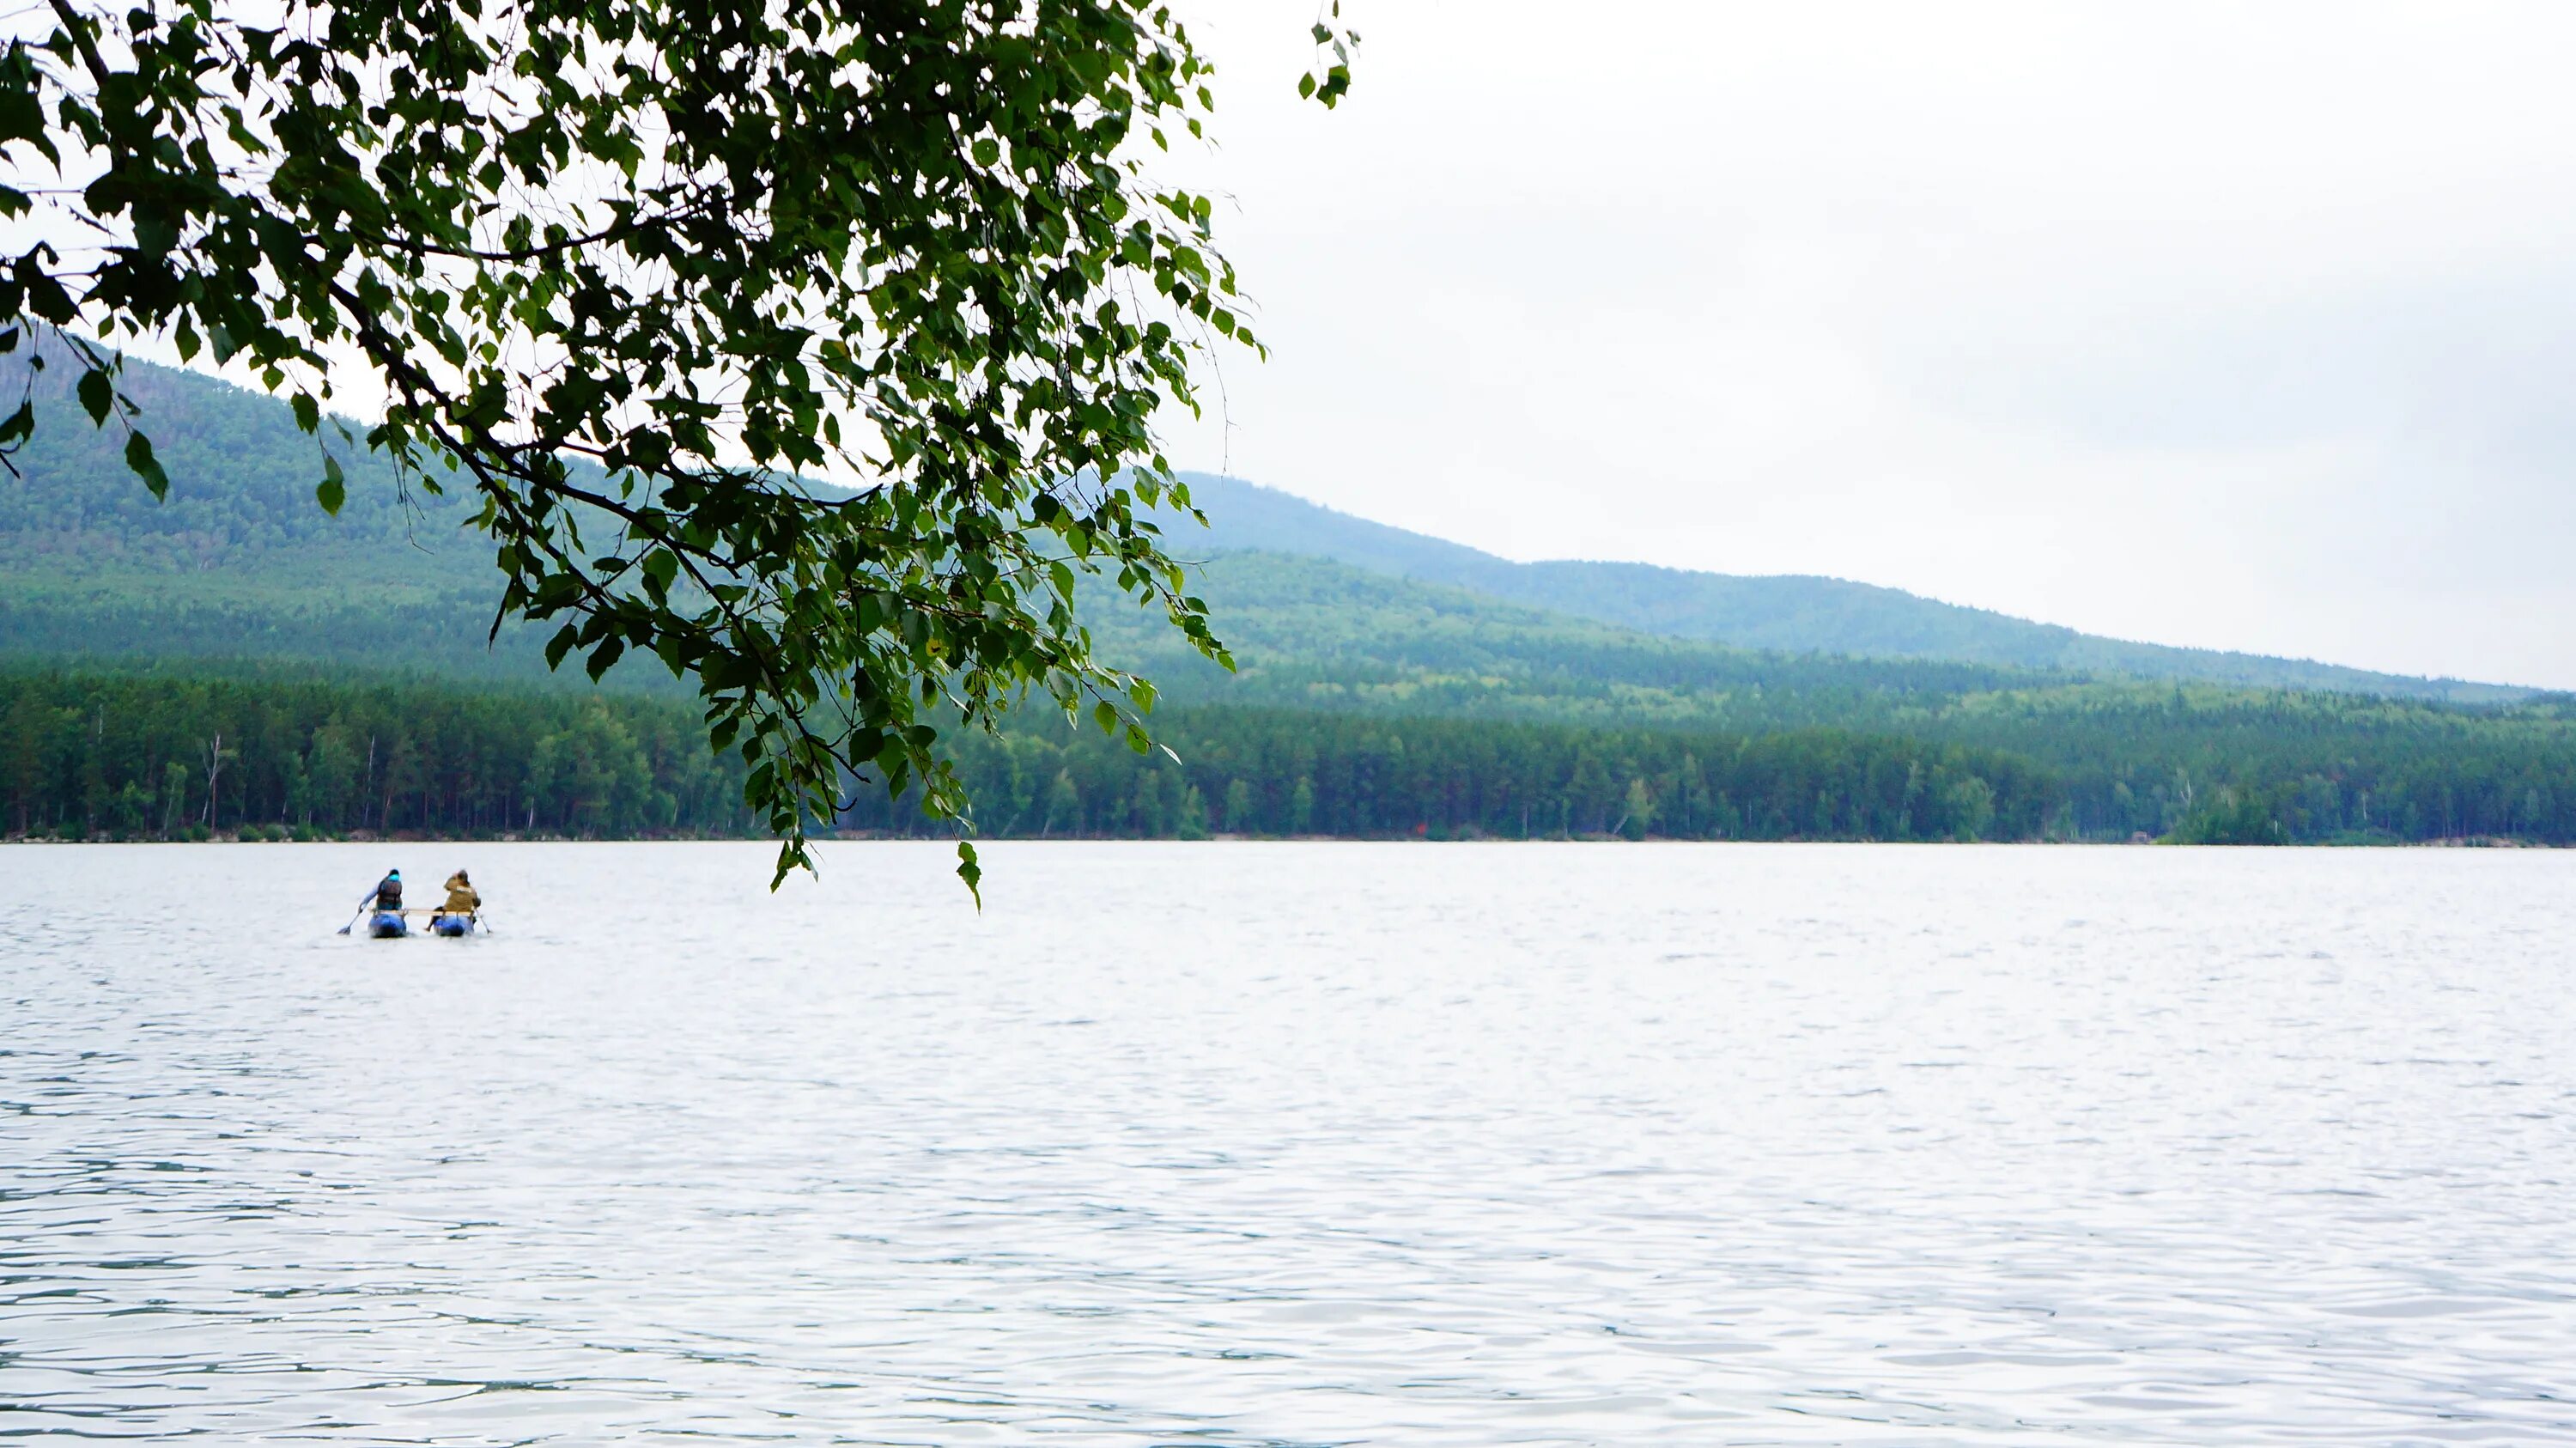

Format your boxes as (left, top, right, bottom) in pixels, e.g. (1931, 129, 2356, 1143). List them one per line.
(5, 842, 2575, 1444)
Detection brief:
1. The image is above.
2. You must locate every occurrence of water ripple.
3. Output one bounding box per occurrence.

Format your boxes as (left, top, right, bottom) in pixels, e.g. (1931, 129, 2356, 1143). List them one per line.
(5, 841, 2575, 1443)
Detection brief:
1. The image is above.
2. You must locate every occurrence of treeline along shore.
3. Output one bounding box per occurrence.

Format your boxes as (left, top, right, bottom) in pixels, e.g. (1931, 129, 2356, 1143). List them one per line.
(4, 663, 2574, 846)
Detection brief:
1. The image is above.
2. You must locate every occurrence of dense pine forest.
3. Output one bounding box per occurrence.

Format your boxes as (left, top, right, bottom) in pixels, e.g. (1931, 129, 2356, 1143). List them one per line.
(0, 666, 744, 841)
(6, 665, 2573, 846)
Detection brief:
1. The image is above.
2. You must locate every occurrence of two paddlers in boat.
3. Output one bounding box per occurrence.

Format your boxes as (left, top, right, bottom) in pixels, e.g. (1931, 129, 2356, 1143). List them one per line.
(354, 867, 485, 937)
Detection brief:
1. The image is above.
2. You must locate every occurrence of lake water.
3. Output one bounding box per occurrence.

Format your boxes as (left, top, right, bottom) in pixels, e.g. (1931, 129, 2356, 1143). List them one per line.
(5, 842, 2574, 1445)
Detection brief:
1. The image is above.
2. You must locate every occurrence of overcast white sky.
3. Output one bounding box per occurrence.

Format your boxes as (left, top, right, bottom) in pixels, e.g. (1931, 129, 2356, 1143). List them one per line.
(1156, 2, 2576, 688)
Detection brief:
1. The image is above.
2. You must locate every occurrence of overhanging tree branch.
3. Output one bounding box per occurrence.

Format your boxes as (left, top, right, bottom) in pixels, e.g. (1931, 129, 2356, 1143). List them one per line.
(1, 0, 1355, 891)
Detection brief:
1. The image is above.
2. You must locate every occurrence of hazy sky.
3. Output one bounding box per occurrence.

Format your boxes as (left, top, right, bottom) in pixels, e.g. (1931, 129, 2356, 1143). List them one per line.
(1157, 2, 2576, 687)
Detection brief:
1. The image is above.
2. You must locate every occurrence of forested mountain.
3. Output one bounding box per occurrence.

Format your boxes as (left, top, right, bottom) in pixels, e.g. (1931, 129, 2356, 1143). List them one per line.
(1170, 474, 2526, 703)
(0, 350, 474, 558)
(0, 356, 2139, 723)
(5, 353, 2573, 849)
(3, 352, 2524, 702)
(0, 349, 552, 677)
(0, 354, 2015, 708)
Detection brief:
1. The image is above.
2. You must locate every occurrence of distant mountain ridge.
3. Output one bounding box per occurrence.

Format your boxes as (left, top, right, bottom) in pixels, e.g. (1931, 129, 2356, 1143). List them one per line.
(0, 349, 2522, 703)
(1168, 473, 2526, 703)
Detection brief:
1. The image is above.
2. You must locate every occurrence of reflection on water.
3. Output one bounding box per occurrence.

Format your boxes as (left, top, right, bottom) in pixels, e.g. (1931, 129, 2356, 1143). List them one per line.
(5, 841, 2574, 1444)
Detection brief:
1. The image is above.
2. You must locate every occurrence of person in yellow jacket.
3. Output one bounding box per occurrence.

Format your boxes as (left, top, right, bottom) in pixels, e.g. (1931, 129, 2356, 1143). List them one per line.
(432, 870, 481, 928)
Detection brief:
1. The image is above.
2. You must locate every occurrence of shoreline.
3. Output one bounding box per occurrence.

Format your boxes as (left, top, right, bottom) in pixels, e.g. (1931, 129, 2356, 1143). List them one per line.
(3, 833, 2563, 849)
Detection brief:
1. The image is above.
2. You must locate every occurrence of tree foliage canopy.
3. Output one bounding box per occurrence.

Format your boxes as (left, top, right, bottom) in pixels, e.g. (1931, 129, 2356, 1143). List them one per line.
(0, 0, 1355, 888)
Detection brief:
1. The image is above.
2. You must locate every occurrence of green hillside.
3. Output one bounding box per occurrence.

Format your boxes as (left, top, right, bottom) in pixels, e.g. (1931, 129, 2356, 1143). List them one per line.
(0, 354, 2062, 719)
(3, 353, 2526, 704)
(7, 354, 2576, 849)
(1171, 474, 2528, 703)
(1084, 550, 2036, 727)
(0, 350, 556, 677)
(0, 351, 463, 556)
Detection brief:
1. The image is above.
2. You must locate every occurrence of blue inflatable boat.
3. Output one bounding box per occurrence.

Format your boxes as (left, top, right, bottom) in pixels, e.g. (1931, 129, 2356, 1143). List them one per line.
(431, 914, 473, 938)
(368, 911, 409, 939)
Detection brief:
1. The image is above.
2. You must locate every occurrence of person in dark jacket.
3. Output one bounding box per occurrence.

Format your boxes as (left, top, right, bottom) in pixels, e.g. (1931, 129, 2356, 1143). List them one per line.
(367, 869, 403, 912)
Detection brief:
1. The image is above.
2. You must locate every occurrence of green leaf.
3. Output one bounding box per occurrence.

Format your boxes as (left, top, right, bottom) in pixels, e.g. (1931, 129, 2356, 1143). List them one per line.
(955, 841, 982, 908)
(75, 368, 111, 426)
(639, 547, 678, 599)
(315, 453, 345, 515)
(123, 431, 170, 500)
